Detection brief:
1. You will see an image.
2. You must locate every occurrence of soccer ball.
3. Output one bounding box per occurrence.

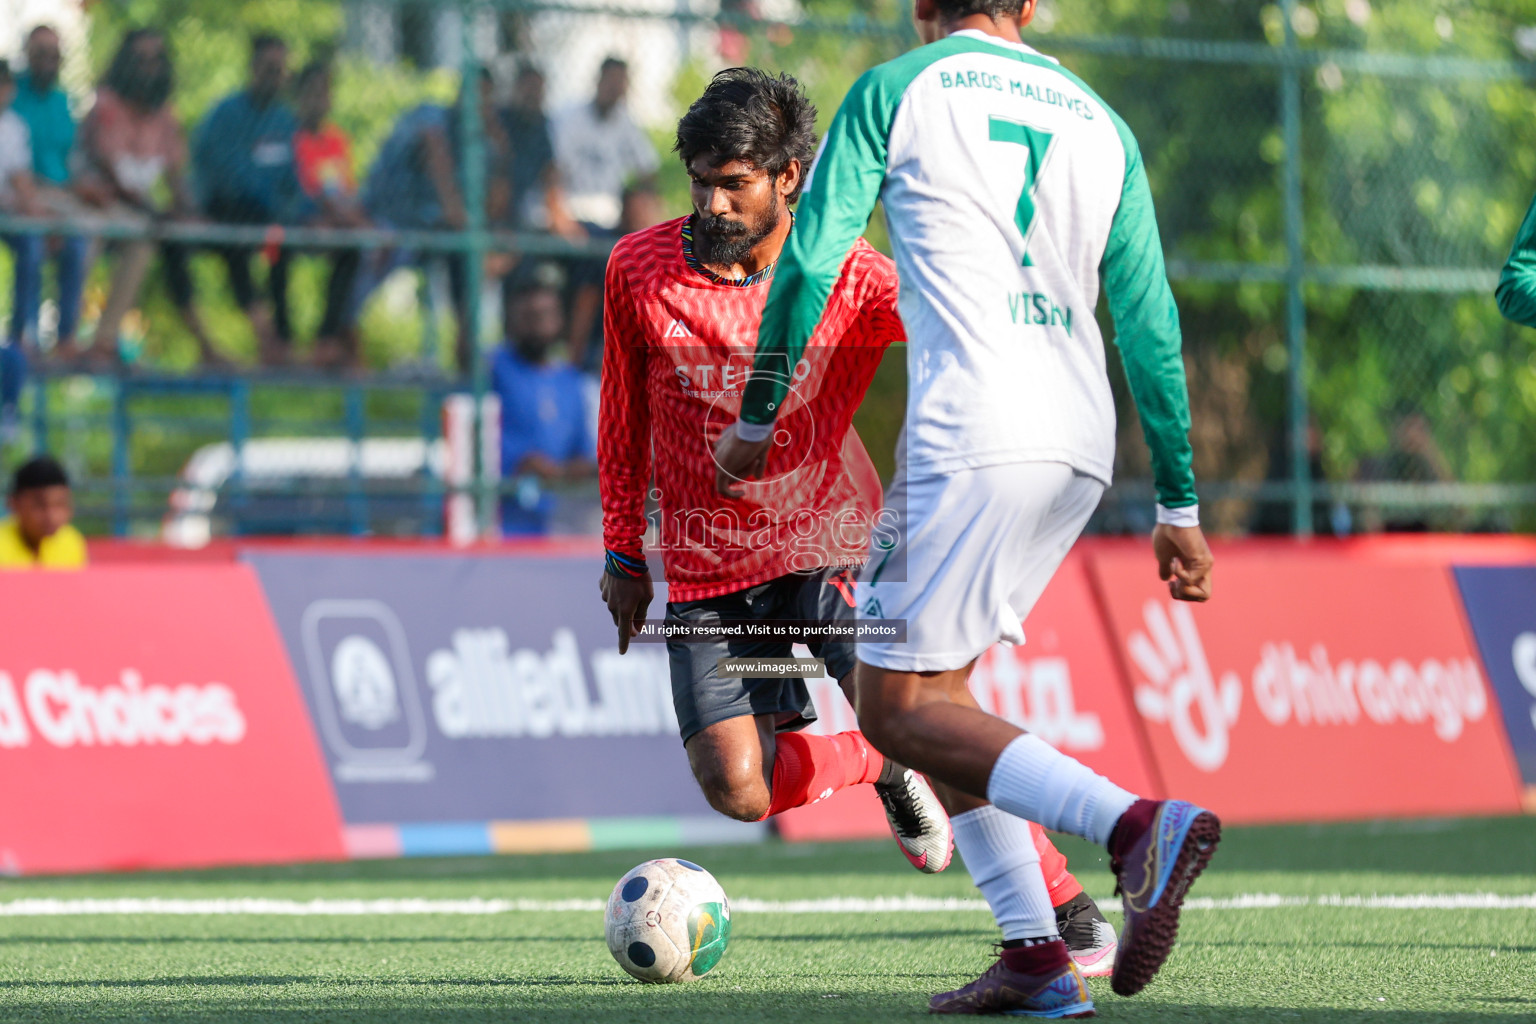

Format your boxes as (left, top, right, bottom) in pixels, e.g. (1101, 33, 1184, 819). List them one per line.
(604, 858, 732, 983)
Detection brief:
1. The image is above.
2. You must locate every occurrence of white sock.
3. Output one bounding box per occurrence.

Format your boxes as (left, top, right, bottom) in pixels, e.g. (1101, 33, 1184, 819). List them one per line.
(952, 805, 1059, 941)
(987, 734, 1138, 848)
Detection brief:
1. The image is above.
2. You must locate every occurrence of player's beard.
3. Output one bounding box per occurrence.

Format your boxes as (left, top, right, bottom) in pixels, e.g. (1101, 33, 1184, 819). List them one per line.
(696, 204, 782, 269)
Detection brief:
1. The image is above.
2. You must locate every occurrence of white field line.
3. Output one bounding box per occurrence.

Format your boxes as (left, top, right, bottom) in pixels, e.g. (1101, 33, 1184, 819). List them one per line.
(0, 893, 1531, 917)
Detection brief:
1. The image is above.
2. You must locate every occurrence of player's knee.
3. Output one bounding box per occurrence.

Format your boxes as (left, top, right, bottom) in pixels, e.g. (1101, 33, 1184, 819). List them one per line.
(693, 760, 771, 822)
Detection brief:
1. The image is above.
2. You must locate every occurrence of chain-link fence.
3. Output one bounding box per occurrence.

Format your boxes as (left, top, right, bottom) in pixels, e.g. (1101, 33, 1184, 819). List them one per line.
(0, 0, 1533, 540)
(1009, 6, 1536, 536)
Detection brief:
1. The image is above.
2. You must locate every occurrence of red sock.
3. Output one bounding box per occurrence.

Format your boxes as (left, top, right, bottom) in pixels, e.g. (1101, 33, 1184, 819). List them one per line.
(1031, 821, 1084, 908)
(1000, 938, 1070, 976)
(759, 730, 885, 819)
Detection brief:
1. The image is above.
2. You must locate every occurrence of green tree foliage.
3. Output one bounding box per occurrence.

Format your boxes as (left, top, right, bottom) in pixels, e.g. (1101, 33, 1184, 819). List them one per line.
(741, 0, 1536, 525)
(1294, 1, 1536, 512)
(1048, 1, 1536, 528)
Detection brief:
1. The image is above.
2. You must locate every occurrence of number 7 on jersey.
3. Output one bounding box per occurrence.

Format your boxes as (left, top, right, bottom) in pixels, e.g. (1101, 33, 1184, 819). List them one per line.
(989, 116, 1055, 267)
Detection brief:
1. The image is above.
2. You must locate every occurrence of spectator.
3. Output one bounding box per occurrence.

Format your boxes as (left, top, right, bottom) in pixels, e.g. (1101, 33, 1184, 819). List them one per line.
(500, 62, 581, 238)
(75, 28, 222, 368)
(291, 60, 364, 370)
(357, 68, 509, 373)
(552, 57, 660, 236)
(10, 26, 89, 360)
(1355, 403, 1454, 532)
(567, 180, 666, 373)
(0, 59, 45, 435)
(193, 33, 303, 366)
(552, 59, 661, 374)
(1251, 419, 1345, 536)
(0, 454, 85, 569)
(492, 264, 596, 535)
(718, 1, 762, 64)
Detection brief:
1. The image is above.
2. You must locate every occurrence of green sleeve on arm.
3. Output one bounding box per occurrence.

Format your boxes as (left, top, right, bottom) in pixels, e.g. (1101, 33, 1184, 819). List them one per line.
(1100, 121, 1198, 509)
(1497, 188, 1536, 329)
(739, 68, 896, 425)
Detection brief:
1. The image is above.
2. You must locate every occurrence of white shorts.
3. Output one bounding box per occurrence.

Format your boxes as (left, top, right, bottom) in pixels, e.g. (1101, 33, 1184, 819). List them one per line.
(856, 461, 1103, 672)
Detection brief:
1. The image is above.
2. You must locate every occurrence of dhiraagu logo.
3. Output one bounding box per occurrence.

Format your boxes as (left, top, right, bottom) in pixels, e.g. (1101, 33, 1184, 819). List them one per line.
(686, 901, 731, 977)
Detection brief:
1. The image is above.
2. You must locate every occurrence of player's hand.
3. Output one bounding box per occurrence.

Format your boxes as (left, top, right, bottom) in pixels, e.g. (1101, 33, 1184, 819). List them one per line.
(1153, 523, 1214, 602)
(600, 572, 653, 654)
(713, 423, 772, 499)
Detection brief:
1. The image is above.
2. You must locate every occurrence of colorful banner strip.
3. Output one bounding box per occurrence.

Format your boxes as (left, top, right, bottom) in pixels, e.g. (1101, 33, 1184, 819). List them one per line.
(344, 817, 767, 859)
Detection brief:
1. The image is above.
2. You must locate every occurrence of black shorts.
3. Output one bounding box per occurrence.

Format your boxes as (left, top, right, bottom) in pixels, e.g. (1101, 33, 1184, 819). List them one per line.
(667, 566, 860, 743)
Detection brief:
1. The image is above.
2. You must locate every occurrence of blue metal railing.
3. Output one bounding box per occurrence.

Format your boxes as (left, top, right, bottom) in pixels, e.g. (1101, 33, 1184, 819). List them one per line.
(24, 367, 458, 537)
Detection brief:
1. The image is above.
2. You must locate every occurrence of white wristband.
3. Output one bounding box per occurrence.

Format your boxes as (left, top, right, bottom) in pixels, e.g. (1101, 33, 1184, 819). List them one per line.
(733, 419, 774, 443)
(1156, 503, 1200, 528)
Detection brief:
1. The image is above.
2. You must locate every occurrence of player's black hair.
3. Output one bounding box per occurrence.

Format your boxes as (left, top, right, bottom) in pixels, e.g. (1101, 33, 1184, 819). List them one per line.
(599, 56, 628, 76)
(933, 0, 1027, 17)
(251, 32, 286, 58)
(674, 67, 818, 201)
(9, 455, 69, 496)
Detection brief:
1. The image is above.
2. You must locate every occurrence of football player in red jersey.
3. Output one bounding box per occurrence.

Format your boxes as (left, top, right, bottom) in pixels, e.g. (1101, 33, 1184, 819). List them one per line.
(597, 68, 1116, 970)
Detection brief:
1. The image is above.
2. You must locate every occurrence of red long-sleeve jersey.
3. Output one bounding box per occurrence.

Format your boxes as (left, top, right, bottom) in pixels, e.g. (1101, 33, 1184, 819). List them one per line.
(599, 216, 904, 602)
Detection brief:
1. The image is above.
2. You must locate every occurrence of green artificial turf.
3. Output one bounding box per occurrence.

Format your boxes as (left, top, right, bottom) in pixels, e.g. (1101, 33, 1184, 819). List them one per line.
(0, 816, 1531, 1022)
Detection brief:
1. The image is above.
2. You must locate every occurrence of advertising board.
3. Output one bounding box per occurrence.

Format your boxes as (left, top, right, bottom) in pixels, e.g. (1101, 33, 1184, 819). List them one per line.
(1454, 566, 1536, 807)
(776, 553, 1161, 840)
(0, 566, 345, 873)
(1090, 549, 1523, 822)
(247, 553, 761, 848)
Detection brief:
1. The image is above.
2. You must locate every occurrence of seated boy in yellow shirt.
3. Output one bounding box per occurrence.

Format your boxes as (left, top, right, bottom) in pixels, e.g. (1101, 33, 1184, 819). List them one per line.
(0, 454, 86, 569)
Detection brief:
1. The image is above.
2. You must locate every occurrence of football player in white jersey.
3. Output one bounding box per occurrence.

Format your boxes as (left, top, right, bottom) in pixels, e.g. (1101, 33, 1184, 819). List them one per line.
(715, 0, 1219, 1016)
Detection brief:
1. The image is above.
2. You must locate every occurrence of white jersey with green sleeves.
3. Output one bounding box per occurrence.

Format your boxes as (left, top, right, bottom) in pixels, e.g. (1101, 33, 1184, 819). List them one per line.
(739, 30, 1197, 510)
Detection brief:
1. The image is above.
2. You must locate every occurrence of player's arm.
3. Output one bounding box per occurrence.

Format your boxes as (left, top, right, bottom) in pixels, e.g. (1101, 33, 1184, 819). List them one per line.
(1497, 188, 1536, 329)
(720, 255, 905, 503)
(1100, 120, 1211, 602)
(723, 69, 893, 466)
(597, 253, 654, 652)
(861, 256, 907, 352)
